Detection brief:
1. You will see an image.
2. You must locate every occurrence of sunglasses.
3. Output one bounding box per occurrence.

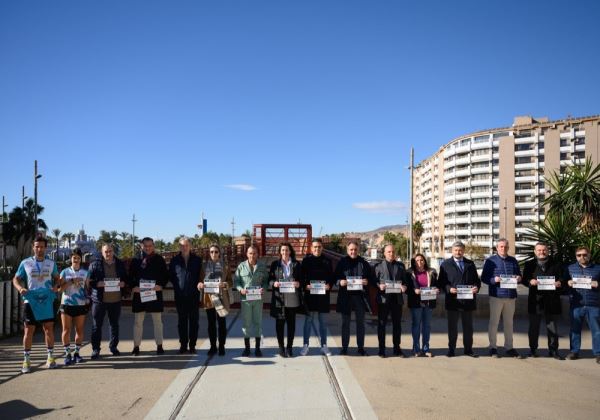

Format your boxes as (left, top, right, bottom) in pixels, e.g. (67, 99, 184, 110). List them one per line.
(576, 253, 588, 257)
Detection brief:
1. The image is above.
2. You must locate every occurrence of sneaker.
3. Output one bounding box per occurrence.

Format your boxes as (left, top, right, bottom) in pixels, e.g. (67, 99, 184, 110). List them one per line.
(378, 349, 386, 358)
(21, 360, 31, 374)
(156, 345, 165, 355)
(566, 352, 579, 360)
(178, 346, 187, 354)
(505, 349, 522, 359)
(528, 349, 539, 358)
(46, 357, 57, 369)
(550, 351, 564, 361)
(279, 347, 287, 358)
(286, 348, 294, 358)
(424, 351, 434, 358)
(189, 347, 197, 354)
(132, 347, 140, 356)
(300, 344, 309, 356)
(255, 348, 263, 357)
(207, 346, 217, 356)
(241, 348, 251, 357)
(447, 350, 455, 358)
(91, 349, 100, 360)
(464, 351, 479, 358)
(321, 345, 331, 356)
(357, 348, 368, 356)
(489, 348, 500, 358)
(110, 349, 121, 357)
(64, 354, 74, 366)
(73, 353, 84, 363)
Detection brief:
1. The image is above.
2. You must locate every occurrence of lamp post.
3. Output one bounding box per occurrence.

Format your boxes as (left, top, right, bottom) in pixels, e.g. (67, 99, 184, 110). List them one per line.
(131, 213, 137, 257)
(22, 185, 27, 209)
(34, 160, 42, 236)
(2, 195, 7, 270)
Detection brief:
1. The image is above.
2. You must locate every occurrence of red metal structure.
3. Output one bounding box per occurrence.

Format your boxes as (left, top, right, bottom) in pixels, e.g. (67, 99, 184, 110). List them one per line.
(252, 224, 312, 258)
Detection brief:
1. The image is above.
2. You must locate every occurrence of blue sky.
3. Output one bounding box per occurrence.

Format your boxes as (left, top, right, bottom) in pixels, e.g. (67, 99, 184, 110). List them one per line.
(1, 0, 599, 241)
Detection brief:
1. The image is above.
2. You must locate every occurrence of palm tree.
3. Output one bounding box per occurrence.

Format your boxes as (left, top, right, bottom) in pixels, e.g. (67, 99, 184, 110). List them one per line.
(544, 158, 600, 233)
(524, 158, 600, 263)
(52, 228, 61, 258)
(412, 221, 424, 253)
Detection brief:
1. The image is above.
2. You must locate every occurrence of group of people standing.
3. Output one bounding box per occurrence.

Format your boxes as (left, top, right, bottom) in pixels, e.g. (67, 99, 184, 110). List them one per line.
(11, 234, 599, 374)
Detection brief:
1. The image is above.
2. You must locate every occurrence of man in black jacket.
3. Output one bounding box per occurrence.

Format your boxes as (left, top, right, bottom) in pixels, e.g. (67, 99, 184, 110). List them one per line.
(300, 239, 335, 356)
(374, 244, 407, 358)
(438, 241, 481, 357)
(335, 241, 375, 356)
(129, 237, 169, 355)
(88, 243, 128, 359)
(522, 242, 566, 359)
(169, 237, 202, 354)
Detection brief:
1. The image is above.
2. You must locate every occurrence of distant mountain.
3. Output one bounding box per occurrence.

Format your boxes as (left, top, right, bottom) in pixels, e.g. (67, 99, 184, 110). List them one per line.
(345, 224, 409, 246)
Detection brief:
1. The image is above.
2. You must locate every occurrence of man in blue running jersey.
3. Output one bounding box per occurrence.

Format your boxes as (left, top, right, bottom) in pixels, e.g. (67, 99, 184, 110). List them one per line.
(12, 236, 60, 373)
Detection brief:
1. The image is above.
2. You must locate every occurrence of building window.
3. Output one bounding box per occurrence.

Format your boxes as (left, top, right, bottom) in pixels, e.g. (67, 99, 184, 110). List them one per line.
(574, 137, 585, 145)
(560, 139, 569, 147)
(515, 156, 533, 164)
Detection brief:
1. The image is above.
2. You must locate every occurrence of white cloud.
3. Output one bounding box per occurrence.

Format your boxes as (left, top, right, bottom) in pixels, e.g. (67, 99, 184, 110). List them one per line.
(352, 201, 407, 214)
(225, 184, 257, 191)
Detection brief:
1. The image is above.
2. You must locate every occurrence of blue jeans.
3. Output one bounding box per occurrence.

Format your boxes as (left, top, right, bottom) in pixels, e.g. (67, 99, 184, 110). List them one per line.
(303, 312, 327, 346)
(91, 301, 121, 352)
(570, 305, 600, 355)
(410, 306, 433, 353)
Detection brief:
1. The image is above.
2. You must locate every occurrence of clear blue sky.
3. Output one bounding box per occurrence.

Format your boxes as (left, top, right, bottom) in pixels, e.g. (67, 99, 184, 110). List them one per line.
(1, 0, 599, 241)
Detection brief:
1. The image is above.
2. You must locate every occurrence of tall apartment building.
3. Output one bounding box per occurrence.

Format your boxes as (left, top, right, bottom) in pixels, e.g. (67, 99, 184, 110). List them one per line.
(413, 114, 600, 260)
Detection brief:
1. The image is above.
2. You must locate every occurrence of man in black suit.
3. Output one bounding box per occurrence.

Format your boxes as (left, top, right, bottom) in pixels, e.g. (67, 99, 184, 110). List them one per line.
(438, 241, 481, 357)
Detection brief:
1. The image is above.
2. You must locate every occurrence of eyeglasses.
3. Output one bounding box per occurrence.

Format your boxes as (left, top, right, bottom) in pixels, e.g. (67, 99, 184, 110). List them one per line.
(576, 253, 588, 257)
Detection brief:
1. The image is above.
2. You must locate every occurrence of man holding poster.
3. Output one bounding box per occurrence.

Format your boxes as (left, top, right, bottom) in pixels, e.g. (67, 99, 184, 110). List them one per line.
(335, 241, 375, 356)
(129, 237, 169, 356)
(438, 241, 481, 358)
(522, 242, 565, 359)
(565, 246, 600, 363)
(481, 239, 522, 358)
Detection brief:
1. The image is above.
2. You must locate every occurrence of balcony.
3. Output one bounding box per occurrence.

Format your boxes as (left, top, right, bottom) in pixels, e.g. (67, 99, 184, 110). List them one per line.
(471, 216, 490, 223)
(514, 189, 536, 196)
(455, 217, 470, 224)
(471, 203, 491, 210)
(471, 228, 491, 235)
(471, 166, 491, 175)
(471, 178, 492, 187)
(514, 201, 537, 209)
(514, 162, 537, 170)
(471, 154, 492, 163)
(514, 149, 538, 157)
(471, 191, 489, 199)
(455, 192, 470, 201)
(455, 169, 470, 178)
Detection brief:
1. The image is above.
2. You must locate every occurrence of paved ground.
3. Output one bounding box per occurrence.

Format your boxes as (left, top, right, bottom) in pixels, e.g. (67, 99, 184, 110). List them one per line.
(0, 306, 598, 419)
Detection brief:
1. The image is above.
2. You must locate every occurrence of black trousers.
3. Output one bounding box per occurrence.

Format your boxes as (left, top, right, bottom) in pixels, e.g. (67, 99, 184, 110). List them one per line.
(91, 302, 121, 352)
(377, 302, 402, 350)
(206, 307, 227, 348)
(175, 297, 199, 348)
(341, 295, 366, 349)
(529, 313, 560, 352)
(447, 310, 473, 352)
(276, 307, 297, 349)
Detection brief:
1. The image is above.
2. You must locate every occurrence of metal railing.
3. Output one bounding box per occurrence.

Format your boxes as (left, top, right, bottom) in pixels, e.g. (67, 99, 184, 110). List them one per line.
(0, 280, 23, 338)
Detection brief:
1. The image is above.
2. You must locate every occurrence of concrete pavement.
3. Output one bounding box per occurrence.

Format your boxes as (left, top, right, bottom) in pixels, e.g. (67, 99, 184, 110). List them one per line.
(0, 306, 598, 419)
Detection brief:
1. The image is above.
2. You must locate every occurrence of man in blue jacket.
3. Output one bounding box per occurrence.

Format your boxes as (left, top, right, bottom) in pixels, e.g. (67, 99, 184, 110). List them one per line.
(481, 239, 522, 358)
(565, 246, 600, 363)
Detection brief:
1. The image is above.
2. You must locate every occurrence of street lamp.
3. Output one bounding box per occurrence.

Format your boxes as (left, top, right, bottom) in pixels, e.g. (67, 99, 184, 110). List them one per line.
(22, 185, 28, 209)
(34, 160, 42, 236)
